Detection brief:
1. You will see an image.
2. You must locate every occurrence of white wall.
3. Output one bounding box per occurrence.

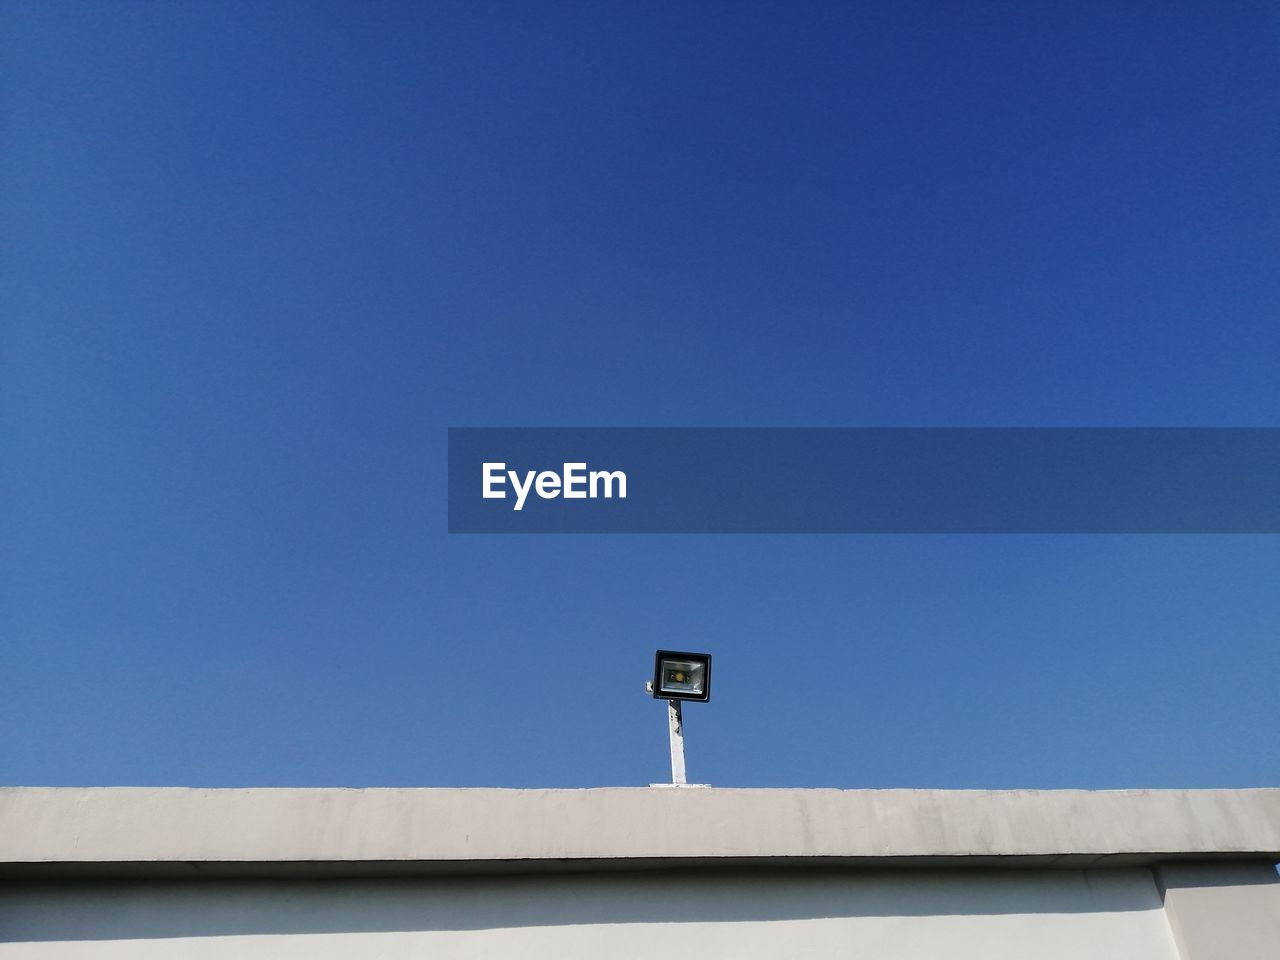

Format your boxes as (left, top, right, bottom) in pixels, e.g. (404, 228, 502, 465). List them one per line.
(0, 868, 1179, 959)
(1156, 862, 1280, 960)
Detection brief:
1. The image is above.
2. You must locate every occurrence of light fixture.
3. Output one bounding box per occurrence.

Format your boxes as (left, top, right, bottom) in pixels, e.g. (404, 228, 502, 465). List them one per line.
(652, 650, 711, 702)
(646, 650, 713, 787)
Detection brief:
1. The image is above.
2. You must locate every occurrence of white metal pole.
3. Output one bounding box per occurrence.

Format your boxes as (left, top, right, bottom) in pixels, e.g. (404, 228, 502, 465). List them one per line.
(667, 699, 687, 785)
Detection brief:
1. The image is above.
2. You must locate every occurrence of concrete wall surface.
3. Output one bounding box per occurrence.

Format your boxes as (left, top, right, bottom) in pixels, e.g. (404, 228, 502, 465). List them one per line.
(1155, 862, 1280, 960)
(3, 787, 1279, 870)
(0, 869, 1181, 960)
(3, 788, 1277, 957)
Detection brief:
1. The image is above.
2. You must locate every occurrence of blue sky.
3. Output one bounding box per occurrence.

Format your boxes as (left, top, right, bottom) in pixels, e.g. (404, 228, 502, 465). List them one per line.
(3, 1, 1278, 788)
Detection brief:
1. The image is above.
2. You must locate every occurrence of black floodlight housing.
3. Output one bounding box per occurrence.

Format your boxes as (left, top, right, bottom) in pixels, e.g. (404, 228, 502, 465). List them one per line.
(652, 650, 712, 703)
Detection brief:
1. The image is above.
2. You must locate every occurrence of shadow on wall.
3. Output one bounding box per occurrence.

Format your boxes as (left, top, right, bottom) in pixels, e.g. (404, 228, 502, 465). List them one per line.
(0, 868, 1164, 943)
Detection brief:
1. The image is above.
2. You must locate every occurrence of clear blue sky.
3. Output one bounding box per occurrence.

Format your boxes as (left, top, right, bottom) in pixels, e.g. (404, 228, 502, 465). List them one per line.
(3, 1, 1278, 789)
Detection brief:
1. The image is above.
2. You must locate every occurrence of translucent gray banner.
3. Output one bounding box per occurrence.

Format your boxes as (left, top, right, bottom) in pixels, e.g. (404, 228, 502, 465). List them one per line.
(448, 428, 1280, 533)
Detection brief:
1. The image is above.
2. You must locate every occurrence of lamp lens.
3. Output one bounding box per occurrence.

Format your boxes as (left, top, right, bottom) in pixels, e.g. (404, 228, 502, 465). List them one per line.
(659, 659, 705, 695)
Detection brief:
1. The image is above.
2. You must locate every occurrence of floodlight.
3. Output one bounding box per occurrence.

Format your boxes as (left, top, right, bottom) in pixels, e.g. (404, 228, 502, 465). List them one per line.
(646, 650, 713, 788)
(652, 650, 712, 703)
